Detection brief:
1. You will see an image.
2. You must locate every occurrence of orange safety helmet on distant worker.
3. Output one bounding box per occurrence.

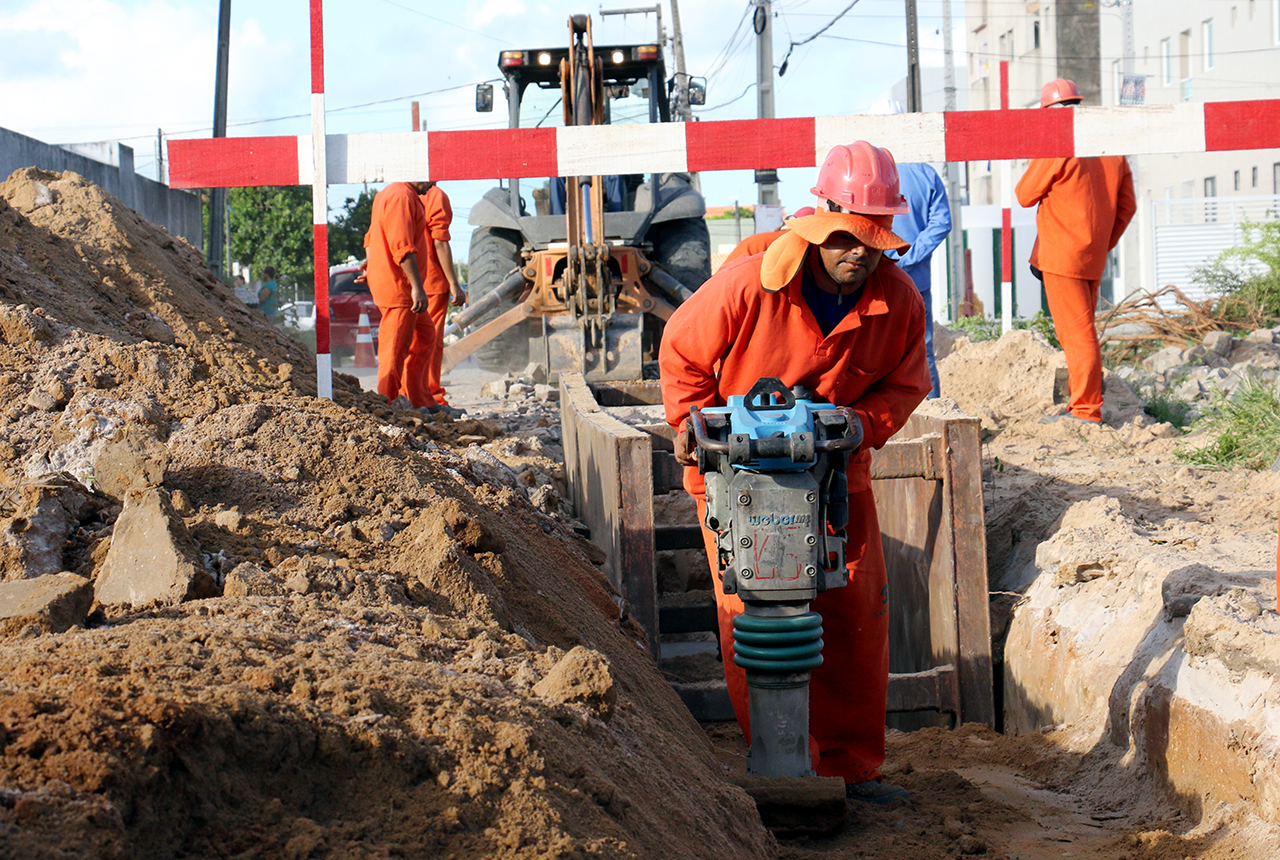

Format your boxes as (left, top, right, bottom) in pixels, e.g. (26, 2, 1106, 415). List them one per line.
(809, 141, 909, 216)
(1041, 77, 1082, 108)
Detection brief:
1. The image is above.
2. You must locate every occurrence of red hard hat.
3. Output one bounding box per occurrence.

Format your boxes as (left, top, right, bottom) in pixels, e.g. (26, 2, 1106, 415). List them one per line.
(1041, 78, 1081, 108)
(809, 141, 908, 216)
(790, 206, 816, 219)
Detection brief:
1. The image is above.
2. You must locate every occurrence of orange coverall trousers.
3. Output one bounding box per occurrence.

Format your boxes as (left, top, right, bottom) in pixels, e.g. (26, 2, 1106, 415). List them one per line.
(696, 490, 890, 783)
(1043, 272, 1104, 423)
(425, 290, 450, 405)
(376, 307, 437, 409)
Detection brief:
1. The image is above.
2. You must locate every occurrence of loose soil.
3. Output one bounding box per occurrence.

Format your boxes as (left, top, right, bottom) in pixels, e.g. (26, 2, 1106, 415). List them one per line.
(1, 168, 1278, 858)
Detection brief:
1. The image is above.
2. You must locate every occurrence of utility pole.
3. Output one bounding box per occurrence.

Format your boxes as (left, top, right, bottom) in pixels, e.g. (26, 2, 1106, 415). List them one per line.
(669, 0, 692, 123)
(156, 129, 165, 185)
(1121, 0, 1135, 75)
(754, 0, 777, 206)
(904, 0, 922, 112)
(941, 0, 965, 321)
(209, 0, 231, 278)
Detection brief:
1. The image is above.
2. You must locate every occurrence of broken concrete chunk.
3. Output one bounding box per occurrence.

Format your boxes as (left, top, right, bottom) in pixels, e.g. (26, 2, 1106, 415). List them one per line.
(94, 488, 216, 608)
(533, 646, 616, 720)
(0, 304, 54, 346)
(91, 430, 169, 500)
(1161, 563, 1228, 619)
(1203, 330, 1234, 356)
(0, 481, 87, 582)
(26, 389, 58, 412)
(0, 572, 92, 638)
(523, 362, 549, 384)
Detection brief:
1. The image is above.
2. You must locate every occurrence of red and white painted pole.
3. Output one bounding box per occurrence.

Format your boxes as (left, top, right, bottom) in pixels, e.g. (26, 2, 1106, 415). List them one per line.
(310, 0, 332, 399)
(999, 60, 1014, 335)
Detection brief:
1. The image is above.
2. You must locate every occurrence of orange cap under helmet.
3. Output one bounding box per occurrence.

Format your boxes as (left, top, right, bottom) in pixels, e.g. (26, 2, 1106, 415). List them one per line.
(1041, 78, 1082, 108)
(809, 141, 908, 216)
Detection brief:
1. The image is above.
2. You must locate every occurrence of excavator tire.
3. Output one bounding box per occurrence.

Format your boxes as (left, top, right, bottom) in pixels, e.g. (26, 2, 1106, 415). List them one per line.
(467, 226, 530, 373)
(643, 216, 712, 360)
(648, 216, 712, 294)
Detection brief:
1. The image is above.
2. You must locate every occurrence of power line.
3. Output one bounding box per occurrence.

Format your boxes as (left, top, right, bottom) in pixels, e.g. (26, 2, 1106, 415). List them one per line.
(777, 0, 864, 76)
(372, 0, 514, 45)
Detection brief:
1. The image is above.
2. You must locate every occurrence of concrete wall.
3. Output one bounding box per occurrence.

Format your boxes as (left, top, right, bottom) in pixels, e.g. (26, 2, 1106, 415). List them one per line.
(0, 126, 202, 249)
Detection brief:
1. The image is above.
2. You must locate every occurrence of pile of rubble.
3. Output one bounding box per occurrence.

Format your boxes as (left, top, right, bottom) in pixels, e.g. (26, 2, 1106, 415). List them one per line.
(0, 168, 775, 859)
(1113, 326, 1280, 411)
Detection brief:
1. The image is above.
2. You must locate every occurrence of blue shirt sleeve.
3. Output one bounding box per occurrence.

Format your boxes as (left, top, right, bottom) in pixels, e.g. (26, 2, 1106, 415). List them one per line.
(896, 165, 952, 270)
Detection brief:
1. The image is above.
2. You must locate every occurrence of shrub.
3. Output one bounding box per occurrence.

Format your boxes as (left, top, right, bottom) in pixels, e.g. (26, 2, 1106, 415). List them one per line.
(1177, 376, 1280, 469)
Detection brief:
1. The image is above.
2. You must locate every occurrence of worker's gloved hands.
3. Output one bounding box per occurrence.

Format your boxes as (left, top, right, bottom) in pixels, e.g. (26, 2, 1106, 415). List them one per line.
(674, 419, 696, 466)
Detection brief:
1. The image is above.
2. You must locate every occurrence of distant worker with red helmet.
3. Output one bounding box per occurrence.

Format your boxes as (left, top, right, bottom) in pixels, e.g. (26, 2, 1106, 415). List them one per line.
(1017, 78, 1136, 424)
(363, 181, 448, 414)
(418, 182, 468, 418)
(723, 206, 816, 264)
(660, 142, 931, 804)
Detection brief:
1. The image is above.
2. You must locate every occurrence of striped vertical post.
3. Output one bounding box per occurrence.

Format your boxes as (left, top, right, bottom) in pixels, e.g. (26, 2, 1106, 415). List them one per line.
(999, 61, 1014, 335)
(310, 0, 332, 399)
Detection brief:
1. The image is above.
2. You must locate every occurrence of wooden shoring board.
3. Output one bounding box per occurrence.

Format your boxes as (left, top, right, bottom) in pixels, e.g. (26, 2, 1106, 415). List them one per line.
(874, 402, 994, 727)
(559, 373, 659, 656)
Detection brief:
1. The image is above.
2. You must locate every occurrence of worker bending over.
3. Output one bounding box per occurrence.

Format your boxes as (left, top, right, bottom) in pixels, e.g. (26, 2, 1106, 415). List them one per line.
(660, 141, 931, 804)
(1016, 78, 1135, 424)
(363, 181, 445, 414)
(418, 182, 468, 418)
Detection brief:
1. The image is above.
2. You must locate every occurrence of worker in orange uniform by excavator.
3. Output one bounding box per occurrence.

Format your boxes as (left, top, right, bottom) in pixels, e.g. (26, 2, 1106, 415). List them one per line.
(660, 142, 931, 805)
(723, 206, 816, 264)
(419, 181, 468, 418)
(363, 181, 448, 414)
(1016, 78, 1136, 424)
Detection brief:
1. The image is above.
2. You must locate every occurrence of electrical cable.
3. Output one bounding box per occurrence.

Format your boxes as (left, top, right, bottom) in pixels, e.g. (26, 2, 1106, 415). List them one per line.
(777, 0, 864, 76)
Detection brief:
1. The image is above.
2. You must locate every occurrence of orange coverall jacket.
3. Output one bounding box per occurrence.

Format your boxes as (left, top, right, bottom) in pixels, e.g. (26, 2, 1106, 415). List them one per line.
(659, 251, 930, 782)
(1016, 156, 1136, 280)
(364, 182, 429, 309)
(418, 185, 454, 296)
(660, 252, 931, 497)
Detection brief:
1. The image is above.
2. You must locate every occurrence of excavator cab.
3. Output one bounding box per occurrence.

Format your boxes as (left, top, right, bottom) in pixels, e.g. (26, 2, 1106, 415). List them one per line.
(452, 14, 710, 381)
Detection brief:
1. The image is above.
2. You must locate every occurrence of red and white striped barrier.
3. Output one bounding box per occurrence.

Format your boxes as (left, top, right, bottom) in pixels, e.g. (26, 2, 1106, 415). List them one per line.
(169, 99, 1280, 190)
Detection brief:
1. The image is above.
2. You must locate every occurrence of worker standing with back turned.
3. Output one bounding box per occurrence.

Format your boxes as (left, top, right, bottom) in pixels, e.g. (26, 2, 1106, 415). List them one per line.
(419, 181, 467, 418)
(660, 141, 931, 804)
(363, 181, 445, 414)
(1016, 78, 1136, 424)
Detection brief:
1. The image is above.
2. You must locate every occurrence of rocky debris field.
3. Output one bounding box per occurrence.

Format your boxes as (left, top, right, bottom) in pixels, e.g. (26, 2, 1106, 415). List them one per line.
(1, 167, 1279, 860)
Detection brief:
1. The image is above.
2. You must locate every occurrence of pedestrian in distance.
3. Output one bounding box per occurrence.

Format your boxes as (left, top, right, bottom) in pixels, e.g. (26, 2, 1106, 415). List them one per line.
(868, 99, 952, 399)
(1016, 78, 1136, 424)
(258, 266, 280, 323)
(660, 140, 931, 805)
(418, 181, 468, 419)
(361, 181, 448, 415)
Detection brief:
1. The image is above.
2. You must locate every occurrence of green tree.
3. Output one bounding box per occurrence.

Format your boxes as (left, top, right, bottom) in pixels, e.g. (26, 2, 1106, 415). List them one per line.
(329, 188, 375, 265)
(227, 186, 315, 284)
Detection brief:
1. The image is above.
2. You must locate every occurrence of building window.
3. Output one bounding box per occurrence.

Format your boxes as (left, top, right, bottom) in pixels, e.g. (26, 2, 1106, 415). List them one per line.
(1033, 19, 1041, 49)
(1161, 38, 1172, 84)
(1253, 166, 1259, 187)
(1234, 170, 1241, 191)
(1203, 19, 1215, 69)
(1274, 163, 1280, 194)
(1113, 60, 1123, 105)
(1205, 177, 1217, 196)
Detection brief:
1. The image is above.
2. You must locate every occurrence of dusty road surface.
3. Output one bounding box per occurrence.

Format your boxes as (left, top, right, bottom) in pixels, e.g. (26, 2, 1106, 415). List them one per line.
(1, 168, 1278, 858)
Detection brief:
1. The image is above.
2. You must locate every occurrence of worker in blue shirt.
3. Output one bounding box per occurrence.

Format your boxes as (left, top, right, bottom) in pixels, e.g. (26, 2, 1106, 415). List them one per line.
(869, 99, 953, 398)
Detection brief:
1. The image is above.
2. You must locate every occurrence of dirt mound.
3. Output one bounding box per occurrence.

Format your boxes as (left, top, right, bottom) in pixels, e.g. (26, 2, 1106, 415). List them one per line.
(0, 170, 774, 859)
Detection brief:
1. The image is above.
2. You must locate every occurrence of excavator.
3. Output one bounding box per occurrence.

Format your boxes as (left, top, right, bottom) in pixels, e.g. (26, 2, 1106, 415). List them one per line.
(442, 14, 710, 381)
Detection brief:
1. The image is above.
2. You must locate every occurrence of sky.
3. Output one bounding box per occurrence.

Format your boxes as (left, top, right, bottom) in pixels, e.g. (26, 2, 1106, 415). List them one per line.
(0, 0, 967, 260)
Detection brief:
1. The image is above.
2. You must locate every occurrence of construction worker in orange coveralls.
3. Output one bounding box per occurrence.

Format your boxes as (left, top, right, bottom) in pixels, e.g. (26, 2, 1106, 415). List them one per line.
(1016, 78, 1136, 424)
(723, 207, 817, 264)
(419, 182, 468, 418)
(362, 181, 449, 415)
(660, 141, 931, 805)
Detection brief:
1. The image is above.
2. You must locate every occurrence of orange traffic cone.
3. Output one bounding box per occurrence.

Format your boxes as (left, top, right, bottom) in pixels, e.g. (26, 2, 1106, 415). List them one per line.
(354, 312, 377, 368)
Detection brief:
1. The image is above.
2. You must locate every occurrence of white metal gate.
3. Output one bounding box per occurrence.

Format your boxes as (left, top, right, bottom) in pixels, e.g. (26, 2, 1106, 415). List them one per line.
(1152, 194, 1280, 306)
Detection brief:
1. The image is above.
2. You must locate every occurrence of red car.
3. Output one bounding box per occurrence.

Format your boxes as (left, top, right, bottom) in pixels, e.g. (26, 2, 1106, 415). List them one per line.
(328, 260, 380, 359)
